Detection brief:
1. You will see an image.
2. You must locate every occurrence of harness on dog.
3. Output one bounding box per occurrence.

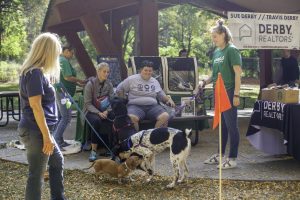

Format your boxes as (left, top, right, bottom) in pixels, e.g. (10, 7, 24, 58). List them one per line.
(133, 130, 148, 148)
(112, 116, 134, 133)
(117, 138, 133, 152)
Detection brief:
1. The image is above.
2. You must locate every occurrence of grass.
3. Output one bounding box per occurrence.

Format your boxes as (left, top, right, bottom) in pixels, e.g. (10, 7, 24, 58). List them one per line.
(0, 82, 19, 91)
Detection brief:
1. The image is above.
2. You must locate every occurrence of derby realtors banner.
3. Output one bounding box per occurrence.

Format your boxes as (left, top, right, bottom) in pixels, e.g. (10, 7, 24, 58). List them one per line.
(228, 12, 300, 49)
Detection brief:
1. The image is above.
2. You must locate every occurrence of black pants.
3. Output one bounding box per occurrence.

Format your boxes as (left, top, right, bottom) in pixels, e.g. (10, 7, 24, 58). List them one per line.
(86, 112, 112, 148)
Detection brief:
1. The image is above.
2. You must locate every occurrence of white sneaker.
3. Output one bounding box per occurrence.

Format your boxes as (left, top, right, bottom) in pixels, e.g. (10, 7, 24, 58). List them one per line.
(217, 158, 237, 169)
(204, 154, 221, 164)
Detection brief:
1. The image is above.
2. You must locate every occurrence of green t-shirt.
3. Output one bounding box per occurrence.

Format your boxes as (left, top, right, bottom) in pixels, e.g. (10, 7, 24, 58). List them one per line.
(212, 44, 242, 90)
(57, 56, 77, 96)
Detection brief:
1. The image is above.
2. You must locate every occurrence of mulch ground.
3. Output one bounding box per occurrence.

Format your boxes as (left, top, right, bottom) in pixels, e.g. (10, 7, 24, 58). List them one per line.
(1, 159, 299, 200)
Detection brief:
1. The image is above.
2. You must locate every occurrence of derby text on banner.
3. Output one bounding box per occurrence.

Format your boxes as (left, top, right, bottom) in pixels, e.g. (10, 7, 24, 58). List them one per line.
(228, 11, 300, 49)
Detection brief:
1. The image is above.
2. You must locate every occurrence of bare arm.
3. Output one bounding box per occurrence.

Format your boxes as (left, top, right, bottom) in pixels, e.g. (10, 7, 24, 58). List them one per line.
(64, 76, 86, 85)
(199, 76, 212, 88)
(28, 95, 54, 155)
(233, 65, 242, 106)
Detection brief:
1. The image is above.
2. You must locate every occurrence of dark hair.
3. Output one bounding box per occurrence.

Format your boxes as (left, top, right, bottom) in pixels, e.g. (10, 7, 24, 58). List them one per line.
(141, 60, 154, 68)
(62, 44, 74, 51)
(179, 49, 187, 56)
(210, 18, 232, 44)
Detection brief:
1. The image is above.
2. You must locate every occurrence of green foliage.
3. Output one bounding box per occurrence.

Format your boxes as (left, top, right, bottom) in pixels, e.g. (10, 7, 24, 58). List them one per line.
(0, 61, 21, 82)
(122, 17, 135, 62)
(0, 0, 49, 61)
(158, 5, 219, 66)
(0, 0, 27, 61)
(77, 32, 97, 64)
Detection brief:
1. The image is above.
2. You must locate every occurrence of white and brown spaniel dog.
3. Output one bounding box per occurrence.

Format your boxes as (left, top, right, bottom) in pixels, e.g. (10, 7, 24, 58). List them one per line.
(119, 127, 192, 188)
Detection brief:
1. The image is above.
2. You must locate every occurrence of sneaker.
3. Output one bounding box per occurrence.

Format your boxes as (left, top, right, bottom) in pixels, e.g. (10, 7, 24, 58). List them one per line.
(60, 141, 71, 148)
(204, 154, 221, 164)
(89, 150, 97, 162)
(82, 140, 92, 151)
(217, 158, 237, 169)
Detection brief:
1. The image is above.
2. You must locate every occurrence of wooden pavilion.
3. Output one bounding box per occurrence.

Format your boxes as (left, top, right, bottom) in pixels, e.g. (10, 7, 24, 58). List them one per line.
(42, 0, 300, 86)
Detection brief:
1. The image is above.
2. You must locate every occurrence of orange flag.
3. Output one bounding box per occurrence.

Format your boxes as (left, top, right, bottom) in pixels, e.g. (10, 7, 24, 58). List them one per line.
(213, 73, 232, 129)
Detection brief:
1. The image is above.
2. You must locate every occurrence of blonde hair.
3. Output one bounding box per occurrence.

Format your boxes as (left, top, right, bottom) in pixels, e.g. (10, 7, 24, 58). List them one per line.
(96, 62, 109, 71)
(20, 32, 62, 78)
(210, 18, 232, 44)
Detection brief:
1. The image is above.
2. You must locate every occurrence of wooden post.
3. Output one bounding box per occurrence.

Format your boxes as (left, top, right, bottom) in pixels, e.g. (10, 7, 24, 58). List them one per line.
(259, 50, 273, 88)
(138, 0, 158, 56)
(64, 31, 96, 78)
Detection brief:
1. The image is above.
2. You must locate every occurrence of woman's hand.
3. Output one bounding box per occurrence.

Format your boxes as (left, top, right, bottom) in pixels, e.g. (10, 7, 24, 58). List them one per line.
(42, 135, 55, 156)
(166, 97, 175, 108)
(198, 80, 206, 89)
(233, 96, 240, 107)
(98, 111, 108, 119)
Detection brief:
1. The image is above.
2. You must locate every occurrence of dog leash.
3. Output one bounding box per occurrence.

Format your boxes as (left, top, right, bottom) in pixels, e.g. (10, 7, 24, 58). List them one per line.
(57, 83, 116, 158)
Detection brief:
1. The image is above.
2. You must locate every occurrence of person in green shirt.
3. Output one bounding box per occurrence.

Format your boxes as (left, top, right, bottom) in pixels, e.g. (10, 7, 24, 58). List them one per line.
(54, 44, 86, 150)
(199, 19, 242, 169)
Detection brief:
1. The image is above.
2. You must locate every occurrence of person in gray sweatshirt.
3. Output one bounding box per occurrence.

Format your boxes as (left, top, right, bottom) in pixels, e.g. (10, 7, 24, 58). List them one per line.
(116, 60, 175, 131)
(83, 62, 114, 162)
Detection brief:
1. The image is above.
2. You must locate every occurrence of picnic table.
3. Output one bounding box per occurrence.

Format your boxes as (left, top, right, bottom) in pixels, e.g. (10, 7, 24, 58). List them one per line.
(0, 91, 20, 127)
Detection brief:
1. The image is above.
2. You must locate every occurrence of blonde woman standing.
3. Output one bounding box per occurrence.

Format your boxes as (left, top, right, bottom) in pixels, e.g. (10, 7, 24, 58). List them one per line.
(18, 33, 66, 200)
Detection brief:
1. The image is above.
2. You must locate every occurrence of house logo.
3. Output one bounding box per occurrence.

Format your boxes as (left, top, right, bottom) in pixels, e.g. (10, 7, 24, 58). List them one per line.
(239, 24, 252, 41)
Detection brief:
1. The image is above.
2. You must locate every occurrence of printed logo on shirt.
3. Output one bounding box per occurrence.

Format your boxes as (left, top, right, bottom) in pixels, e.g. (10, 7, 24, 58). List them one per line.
(214, 56, 224, 64)
(137, 84, 156, 92)
(138, 84, 143, 91)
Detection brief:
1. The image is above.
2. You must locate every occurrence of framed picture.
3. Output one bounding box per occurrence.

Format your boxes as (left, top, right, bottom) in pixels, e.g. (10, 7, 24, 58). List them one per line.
(181, 97, 195, 116)
(165, 57, 198, 95)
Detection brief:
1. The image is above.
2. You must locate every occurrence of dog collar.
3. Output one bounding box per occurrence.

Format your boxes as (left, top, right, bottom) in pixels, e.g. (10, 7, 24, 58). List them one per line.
(113, 122, 134, 133)
(124, 161, 132, 172)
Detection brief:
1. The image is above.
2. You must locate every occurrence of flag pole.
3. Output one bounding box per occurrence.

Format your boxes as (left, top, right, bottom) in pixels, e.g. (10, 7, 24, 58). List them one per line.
(218, 73, 222, 200)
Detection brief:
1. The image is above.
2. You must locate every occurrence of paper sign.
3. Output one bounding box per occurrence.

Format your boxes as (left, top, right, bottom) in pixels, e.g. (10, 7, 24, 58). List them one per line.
(228, 12, 300, 49)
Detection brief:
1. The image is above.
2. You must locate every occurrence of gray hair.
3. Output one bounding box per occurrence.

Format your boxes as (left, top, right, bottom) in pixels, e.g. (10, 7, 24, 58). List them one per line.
(95, 62, 109, 71)
(210, 18, 232, 44)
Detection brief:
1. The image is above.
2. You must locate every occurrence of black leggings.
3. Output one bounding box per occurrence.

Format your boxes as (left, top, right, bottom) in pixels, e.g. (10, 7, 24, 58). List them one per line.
(86, 112, 112, 147)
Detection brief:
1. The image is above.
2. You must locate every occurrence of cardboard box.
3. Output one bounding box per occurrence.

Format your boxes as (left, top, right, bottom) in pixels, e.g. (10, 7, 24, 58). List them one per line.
(261, 88, 299, 103)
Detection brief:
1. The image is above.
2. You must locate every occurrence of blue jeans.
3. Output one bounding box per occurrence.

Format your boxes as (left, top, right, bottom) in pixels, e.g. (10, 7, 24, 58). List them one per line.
(54, 92, 72, 146)
(218, 88, 240, 158)
(18, 127, 65, 200)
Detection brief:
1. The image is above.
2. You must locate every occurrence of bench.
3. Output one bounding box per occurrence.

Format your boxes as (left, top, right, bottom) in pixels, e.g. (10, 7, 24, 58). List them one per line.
(139, 115, 212, 146)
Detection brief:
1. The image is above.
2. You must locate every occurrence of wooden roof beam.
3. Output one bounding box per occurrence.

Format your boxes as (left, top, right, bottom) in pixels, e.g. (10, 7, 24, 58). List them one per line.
(56, 0, 138, 23)
(46, 20, 84, 35)
(63, 31, 96, 78)
(189, 0, 251, 17)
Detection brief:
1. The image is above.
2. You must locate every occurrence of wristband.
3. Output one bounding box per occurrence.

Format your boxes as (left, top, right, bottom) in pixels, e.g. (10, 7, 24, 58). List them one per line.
(234, 94, 240, 98)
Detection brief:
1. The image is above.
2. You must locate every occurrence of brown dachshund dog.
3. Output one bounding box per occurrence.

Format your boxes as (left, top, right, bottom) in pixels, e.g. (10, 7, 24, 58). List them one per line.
(86, 155, 142, 183)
